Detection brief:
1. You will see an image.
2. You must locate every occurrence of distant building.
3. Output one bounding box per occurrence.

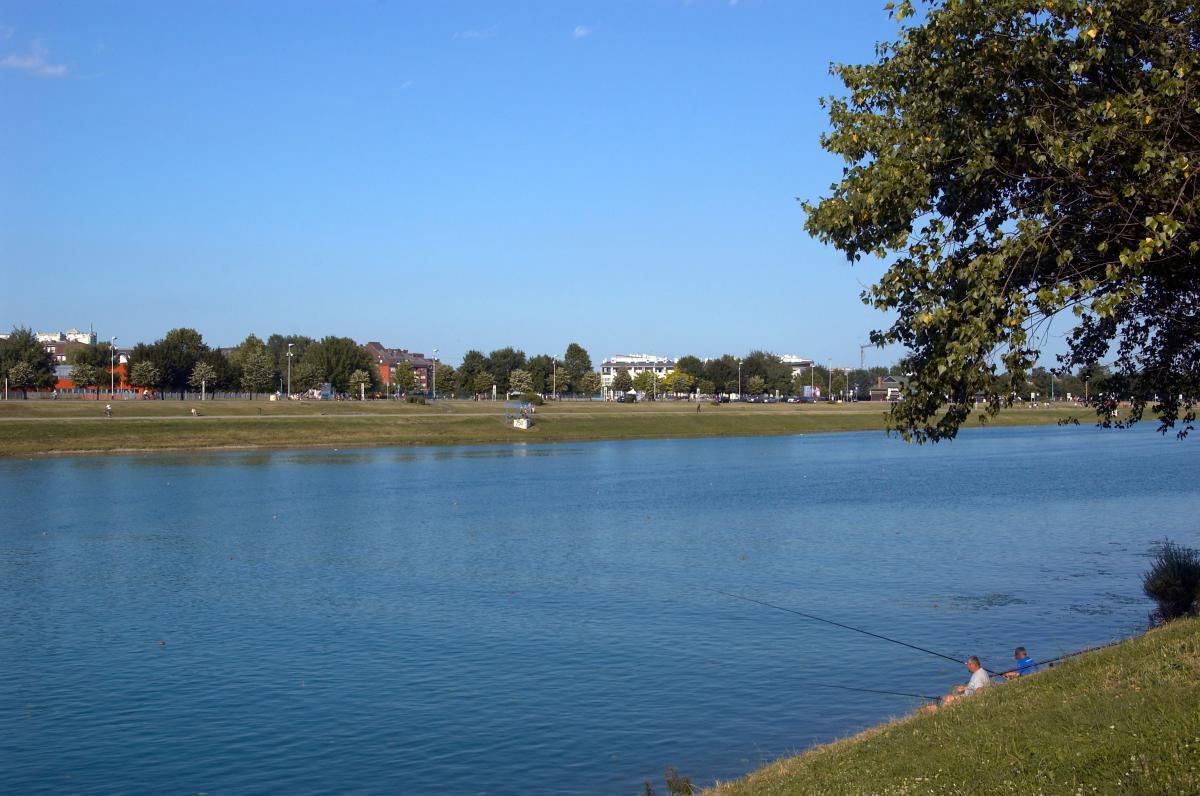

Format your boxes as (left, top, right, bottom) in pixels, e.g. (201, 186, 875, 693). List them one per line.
(779, 354, 814, 377)
(364, 342, 439, 394)
(599, 354, 676, 398)
(868, 375, 907, 402)
(37, 328, 97, 345)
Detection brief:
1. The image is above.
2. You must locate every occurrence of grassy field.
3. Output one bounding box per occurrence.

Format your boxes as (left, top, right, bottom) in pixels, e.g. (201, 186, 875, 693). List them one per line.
(0, 398, 1092, 457)
(704, 616, 1200, 796)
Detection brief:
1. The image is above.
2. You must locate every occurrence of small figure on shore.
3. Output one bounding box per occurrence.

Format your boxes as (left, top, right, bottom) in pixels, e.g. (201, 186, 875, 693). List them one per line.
(942, 655, 990, 705)
(104, 404, 112, 418)
(190, 408, 200, 417)
(696, 402, 701, 413)
(1003, 646, 1038, 680)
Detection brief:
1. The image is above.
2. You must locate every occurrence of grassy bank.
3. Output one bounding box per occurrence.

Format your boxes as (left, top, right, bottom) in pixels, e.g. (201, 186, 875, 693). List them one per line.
(705, 617, 1200, 795)
(0, 400, 1090, 457)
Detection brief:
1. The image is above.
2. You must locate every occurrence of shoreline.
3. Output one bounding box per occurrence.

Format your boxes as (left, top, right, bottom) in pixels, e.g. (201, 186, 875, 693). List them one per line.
(0, 401, 1098, 459)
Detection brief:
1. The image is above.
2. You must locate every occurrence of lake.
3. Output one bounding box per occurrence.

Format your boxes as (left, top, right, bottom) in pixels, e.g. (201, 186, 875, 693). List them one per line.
(1, 424, 1195, 794)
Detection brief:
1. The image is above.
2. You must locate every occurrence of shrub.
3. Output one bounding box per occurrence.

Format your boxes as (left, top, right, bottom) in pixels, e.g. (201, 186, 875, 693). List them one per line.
(1142, 540, 1200, 624)
(406, 395, 426, 405)
(519, 393, 544, 406)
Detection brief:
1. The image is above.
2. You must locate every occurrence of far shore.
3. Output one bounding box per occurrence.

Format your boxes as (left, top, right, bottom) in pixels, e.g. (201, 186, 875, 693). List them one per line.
(0, 399, 1096, 459)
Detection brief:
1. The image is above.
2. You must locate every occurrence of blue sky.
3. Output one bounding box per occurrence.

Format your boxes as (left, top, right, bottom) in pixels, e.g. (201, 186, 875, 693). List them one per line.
(1, 0, 1010, 368)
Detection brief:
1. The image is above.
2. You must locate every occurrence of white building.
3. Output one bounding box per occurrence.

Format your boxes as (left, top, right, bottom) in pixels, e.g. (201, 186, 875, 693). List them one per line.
(599, 353, 676, 397)
(36, 328, 97, 345)
(779, 354, 814, 377)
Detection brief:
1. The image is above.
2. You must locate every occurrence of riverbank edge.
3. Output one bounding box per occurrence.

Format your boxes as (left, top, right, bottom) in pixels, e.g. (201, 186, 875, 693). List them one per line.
(0, 405, 1094, 459)
(702, 616, 1200, 795)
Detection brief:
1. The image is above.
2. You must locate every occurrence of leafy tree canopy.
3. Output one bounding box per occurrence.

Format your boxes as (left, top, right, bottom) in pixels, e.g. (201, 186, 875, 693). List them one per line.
(300, 337, 378, 393)
(564, 342, 592, 380)
(612, 367, 634, 393)
(434, 363, 456, 397)
(0, 327, 55, 392)
(508, 368, 534, 395)
(576, 370, 602, 396)
(805, 0, 1200, 440)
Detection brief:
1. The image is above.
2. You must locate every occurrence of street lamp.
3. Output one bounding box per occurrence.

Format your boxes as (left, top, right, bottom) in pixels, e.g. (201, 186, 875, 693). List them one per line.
(432, 347, 439, 399)
(286, 343, 294, 397)
(738, 359, 742, 398)
(110, 337, 117, 398)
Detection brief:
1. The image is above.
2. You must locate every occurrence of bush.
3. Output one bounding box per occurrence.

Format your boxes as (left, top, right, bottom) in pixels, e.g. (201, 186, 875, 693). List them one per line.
(406, 395, 426, 405)
(1143, 540, 1200, 624)
(519, 393, 544, 406)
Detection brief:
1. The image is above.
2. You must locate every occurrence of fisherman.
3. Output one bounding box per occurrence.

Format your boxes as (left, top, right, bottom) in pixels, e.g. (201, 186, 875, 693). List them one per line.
(942, 655, 990, 704)
(1003, 646, 1038, 680)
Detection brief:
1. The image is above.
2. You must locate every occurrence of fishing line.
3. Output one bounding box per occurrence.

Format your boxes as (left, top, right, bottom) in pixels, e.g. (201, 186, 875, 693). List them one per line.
(989, 639, 1123, 680)
(705, 587, 966, 664)
(801, 682, 943, 701)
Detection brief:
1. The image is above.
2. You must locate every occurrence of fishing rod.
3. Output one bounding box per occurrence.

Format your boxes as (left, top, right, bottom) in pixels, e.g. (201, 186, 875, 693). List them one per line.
(801, 681, 943, 701)
(989, 639, 1124, 680)
(705, 587, 966, 665)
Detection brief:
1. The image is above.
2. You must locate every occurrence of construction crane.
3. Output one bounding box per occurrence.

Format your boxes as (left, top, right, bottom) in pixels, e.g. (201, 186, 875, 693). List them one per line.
(859, 343, 873, 370)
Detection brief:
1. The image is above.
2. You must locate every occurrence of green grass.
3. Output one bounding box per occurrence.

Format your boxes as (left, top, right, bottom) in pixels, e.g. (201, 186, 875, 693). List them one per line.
(0, 399, 1092, 457)
(705, 617, 1200, 796)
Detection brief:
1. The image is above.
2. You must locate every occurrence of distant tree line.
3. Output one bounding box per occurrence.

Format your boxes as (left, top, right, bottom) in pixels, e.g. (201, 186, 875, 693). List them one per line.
(3, 323, 1124, 402)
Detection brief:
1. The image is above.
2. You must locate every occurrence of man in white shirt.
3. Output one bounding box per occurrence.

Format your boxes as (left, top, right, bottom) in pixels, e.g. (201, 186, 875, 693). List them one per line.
(942, 656, 990, 705)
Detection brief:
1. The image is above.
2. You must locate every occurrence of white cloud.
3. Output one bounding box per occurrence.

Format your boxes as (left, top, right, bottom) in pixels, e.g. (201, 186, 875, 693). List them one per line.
(572, 25, 591, 38)
(455, 26, 496, 40)
(0, 39, 67, 77)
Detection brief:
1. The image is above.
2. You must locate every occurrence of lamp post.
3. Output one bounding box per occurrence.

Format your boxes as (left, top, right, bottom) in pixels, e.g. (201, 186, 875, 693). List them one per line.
(286, 343, 294, 397)
(110, 337, 117, 398)
(828, 358, 833, 399)
(432, 347, 438, 399)
(738, 359, 742, 399)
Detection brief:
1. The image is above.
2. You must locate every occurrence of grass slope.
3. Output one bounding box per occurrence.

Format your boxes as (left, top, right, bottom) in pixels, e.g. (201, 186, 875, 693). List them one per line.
(705, 617, 1200, 796)
(0, 400, 1091, 457)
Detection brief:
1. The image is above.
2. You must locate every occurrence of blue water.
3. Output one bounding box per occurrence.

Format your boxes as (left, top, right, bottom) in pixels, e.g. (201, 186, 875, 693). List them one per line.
(1, 425, 1196, 794)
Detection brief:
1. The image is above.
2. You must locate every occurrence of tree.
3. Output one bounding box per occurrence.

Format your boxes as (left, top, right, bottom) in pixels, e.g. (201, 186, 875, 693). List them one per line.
(457, 350, 488, 394)
(300, 337, 378, 394)
(393, 362, 418, 394)
(487, 347, 527, 394)
(240, 348, 275, 397)
(746, 375, 766, 396)
(70, 363, 103, 399)
(612, 367, 633, 393)
(267, 333, 313, 387)
(228, 334, 265, 369)
(348, 369, 372, 398)
(675, 355, 705, 380)
(189, 361, 217, 398)
(805, 0, 1200, 440)
(66, 341, 114, 369)
(434, 364, 456, 398)
(508, 368, 534, 395)
(703, 355, 739, 395)
(129, 361, 162, 396)
(0, 327, 55, 395)
(7, 361, 37, 398)
(474, 372, 495, 397)
(563, 343, 592, 385)
(526, 354, 554, 395)
(576, 371, 602, 396)
(741, 351, 791, 395)
(632, 370, 658, 395)
(292, 361, 322, 393)
(143, 328, 209, 399)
